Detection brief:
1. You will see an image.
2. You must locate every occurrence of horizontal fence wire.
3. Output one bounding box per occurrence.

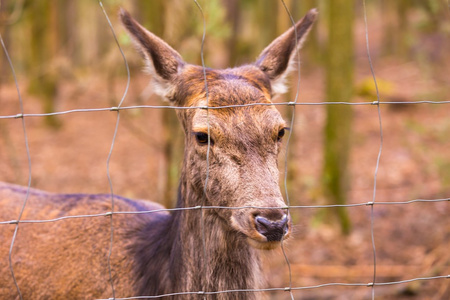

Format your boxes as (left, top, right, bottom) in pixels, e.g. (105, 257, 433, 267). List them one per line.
(95, 274, 449, 300)
(1, 100, 450, 119)
(0, 0, 448, 299)
(0, 198, 449, 226)
(89, 278, 450, 300)
(95, 274, 450, 300)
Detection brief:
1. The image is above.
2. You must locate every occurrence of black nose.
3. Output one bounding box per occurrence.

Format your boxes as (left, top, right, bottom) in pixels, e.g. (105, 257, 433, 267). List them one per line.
(255, 214, 289, 242)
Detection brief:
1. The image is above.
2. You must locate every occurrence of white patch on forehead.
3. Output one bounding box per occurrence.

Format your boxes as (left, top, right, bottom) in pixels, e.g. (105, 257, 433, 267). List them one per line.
(191, 108, 212, 132)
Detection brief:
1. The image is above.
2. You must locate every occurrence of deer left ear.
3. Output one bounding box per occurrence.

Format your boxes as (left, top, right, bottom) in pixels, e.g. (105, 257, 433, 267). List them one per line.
(120, 8, 185, 101)
(255, 8, 318, 95)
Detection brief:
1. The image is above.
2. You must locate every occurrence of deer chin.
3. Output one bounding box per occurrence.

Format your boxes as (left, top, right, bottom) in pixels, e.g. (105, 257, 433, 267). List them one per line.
(247, 238, 284, 250)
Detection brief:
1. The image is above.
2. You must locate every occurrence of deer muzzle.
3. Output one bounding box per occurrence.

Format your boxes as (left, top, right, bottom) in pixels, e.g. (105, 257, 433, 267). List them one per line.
(254, 213, 289, 242)
(232, 206, 291, 250)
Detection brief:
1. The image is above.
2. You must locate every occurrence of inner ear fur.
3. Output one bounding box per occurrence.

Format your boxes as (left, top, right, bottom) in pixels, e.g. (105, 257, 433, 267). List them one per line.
(120, 8, 185, 99)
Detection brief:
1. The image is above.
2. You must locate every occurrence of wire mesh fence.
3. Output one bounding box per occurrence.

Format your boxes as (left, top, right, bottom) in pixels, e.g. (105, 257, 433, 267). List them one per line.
(0, 0, 449, 299)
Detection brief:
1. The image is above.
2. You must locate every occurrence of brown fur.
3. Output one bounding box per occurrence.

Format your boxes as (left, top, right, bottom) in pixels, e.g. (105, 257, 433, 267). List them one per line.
(0, 8, 317, 299)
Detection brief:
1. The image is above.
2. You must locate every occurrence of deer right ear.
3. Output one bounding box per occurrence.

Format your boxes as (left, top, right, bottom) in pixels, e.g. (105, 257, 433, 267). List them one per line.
(255, 8, 317, 95)
(120, 9, 185, 100)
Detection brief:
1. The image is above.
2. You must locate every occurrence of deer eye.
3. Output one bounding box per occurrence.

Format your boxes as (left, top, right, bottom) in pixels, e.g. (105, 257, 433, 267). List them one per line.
(277, 128, 286, 141)
(194, 132, 213, 146)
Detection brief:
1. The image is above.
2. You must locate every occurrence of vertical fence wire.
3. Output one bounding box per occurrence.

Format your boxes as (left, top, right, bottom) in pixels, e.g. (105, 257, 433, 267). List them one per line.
(193, 0, 210, 297)
(279, 1, 302, 299)
(362, 0, 384, 298)
(98, 1, 131, 298)
(1, 6, 31, 298)
(0, 1, 449, 299)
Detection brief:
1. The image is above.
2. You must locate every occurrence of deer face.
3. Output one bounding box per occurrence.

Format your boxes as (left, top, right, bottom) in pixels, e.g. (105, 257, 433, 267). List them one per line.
(174, 65, 289, 249)
(120, 9, 317, 250)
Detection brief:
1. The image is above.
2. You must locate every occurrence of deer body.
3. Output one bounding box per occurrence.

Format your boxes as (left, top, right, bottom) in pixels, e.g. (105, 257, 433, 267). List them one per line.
(0, 9, 316, 299)
(0, 183, 259, 299)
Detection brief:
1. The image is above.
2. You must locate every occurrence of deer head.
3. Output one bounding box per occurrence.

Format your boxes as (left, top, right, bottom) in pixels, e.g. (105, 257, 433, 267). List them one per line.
(120, 8, 317, 250)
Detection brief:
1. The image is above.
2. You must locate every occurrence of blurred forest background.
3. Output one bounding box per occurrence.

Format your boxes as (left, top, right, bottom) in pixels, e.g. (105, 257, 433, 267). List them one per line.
(0, 0, 449, 299)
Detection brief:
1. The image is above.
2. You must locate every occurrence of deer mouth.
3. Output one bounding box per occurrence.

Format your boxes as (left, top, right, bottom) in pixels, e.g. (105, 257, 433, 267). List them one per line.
(247, 219, 290, 250)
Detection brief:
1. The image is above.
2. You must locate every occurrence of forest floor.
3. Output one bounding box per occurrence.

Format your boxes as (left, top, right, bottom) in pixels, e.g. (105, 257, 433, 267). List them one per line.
(0, 54, 449, 299)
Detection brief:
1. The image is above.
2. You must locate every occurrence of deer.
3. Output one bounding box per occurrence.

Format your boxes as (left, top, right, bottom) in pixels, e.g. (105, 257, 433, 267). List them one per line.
(0, 8, 317, 300)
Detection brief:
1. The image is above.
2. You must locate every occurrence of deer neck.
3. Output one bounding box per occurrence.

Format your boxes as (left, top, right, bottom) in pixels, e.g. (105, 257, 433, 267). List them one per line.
(172, 174, 263, 297)
(133, 169, 262, 298)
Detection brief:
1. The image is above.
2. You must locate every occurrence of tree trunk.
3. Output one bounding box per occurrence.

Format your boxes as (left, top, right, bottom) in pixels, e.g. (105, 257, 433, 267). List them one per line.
(321, 0, 354, 235)
(27, 0, 60, 128)
(256, 0, 279, 52)
(0, 0, 7, 86)
(222, 0, 240, 66)
(136, 0, 183, 209)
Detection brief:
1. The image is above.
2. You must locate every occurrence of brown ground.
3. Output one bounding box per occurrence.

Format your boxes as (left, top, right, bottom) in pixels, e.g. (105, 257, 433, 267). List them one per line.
(1, 32, 449, 300)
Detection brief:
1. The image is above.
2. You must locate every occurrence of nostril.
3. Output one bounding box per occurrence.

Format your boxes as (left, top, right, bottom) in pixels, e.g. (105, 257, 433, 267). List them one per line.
(254, 214, 289, 242)
(255, 216, 271, 239)
(255, 216, 272, 228)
